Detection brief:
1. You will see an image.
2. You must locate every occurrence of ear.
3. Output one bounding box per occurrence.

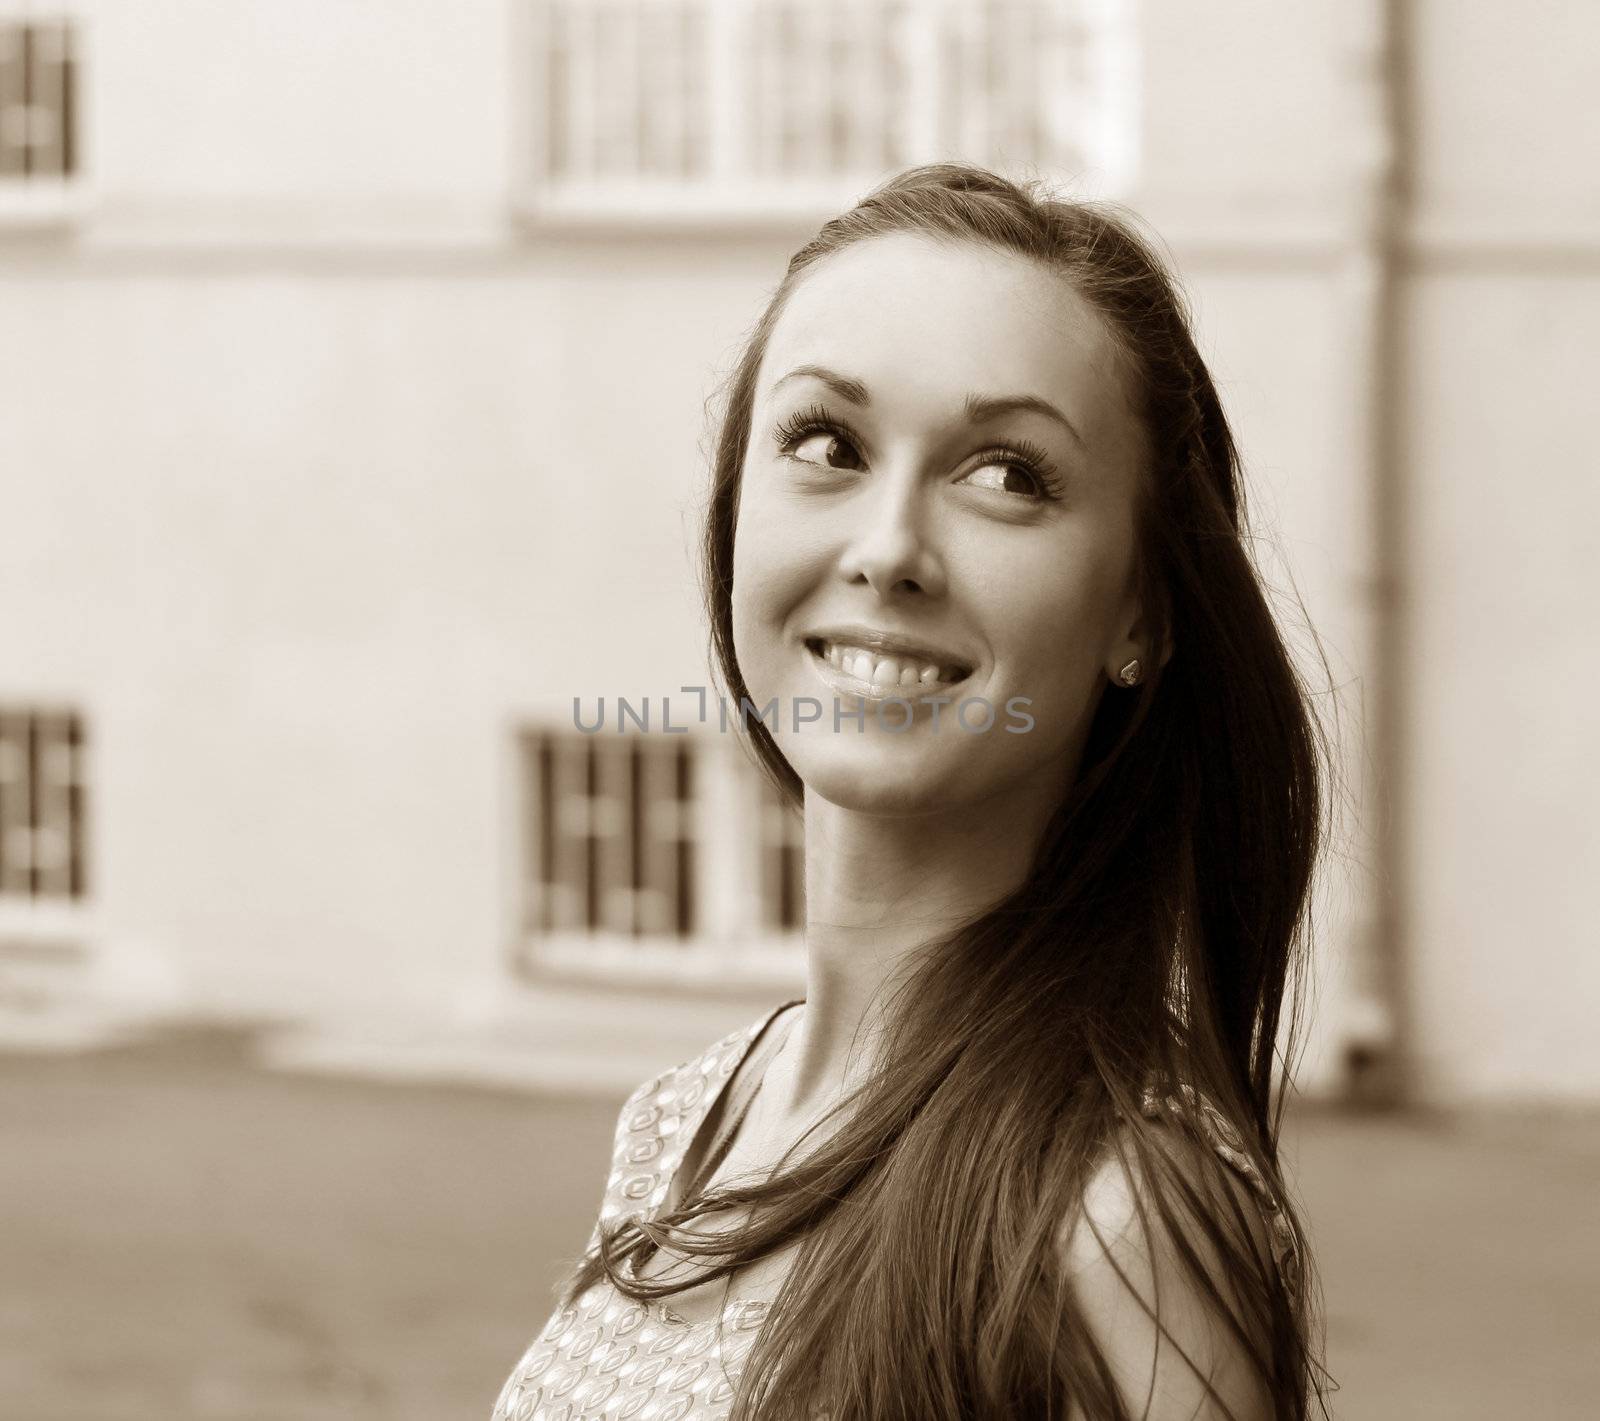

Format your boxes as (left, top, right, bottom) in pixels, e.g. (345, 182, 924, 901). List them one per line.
(1106, 582, 1174, 686)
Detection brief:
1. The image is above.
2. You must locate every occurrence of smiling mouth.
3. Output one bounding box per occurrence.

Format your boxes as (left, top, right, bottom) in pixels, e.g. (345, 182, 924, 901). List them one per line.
(804, 637, 973, 692)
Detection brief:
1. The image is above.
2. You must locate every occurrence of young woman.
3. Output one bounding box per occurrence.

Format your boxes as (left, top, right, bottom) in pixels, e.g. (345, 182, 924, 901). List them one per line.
(493, 162, 1331, 1421)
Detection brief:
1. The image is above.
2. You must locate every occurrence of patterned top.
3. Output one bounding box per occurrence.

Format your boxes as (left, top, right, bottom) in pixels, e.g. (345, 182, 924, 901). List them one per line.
(490, 1000, 1300, 1421)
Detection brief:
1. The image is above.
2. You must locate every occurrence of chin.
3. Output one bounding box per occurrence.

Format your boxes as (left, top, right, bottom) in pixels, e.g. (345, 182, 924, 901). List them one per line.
(780, 732, 975, 818)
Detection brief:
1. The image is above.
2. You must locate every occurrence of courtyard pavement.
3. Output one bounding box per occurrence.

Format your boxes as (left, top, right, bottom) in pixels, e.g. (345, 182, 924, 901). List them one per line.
(1, 1026, 1595, 1420)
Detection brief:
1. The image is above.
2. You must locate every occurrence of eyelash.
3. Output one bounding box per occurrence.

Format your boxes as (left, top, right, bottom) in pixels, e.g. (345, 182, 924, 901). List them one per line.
(772, 402, 1065, 502)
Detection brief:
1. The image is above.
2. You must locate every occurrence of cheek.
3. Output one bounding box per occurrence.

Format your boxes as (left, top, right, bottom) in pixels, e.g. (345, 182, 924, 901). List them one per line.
(988, 554, 1126, 696)
(730, 493, 802, 676)
(733, 464, 841, 605)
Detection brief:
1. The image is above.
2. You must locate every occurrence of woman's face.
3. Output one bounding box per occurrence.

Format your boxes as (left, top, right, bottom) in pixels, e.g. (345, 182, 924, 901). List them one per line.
(731, 232, 1150, 820)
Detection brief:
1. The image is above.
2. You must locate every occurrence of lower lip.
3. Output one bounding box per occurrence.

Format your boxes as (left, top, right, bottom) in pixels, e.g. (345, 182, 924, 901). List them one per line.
(803, 643, 971, 706)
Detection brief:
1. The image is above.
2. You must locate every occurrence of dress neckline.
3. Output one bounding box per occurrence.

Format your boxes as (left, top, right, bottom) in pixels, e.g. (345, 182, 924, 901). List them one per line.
(647, 996, 804, 1327)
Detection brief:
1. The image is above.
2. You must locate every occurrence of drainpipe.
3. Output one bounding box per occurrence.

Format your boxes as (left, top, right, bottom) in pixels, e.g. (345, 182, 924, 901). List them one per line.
(1337, 0, 1413, 1107)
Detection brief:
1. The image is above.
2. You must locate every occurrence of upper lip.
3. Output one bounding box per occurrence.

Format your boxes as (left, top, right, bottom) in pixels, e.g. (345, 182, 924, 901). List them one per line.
(804, 625, 975, 673)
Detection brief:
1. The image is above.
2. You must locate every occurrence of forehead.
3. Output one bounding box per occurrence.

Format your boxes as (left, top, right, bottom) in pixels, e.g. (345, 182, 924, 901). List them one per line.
(757, 232, 1136, 446)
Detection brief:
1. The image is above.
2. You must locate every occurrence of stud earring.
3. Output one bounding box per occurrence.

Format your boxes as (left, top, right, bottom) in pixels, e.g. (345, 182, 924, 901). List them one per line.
(1117, 658, 1143, 687)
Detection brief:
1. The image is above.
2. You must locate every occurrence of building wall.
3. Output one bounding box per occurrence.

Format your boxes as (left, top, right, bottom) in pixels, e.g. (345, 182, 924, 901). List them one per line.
(1398, 0, 1600, 1100)
(1, 0, 1593, 1100)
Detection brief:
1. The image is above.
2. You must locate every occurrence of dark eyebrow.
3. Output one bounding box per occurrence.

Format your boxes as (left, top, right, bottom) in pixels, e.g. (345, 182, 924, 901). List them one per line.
(769, 365, 1087, 452)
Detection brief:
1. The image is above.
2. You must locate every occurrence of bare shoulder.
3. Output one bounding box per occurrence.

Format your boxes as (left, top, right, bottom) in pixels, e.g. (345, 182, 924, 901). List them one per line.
(1056, 1116, 1289, 1421)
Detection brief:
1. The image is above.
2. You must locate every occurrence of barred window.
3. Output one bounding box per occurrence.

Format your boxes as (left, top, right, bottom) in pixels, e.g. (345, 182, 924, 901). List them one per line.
(517, 723, 805, 985)
(517, 0, 1138, 223)
(0, 9, 79, 185)
(524, 728, 699, 941)
(757, 771, 805, 934)
(0, 706, 88, 902)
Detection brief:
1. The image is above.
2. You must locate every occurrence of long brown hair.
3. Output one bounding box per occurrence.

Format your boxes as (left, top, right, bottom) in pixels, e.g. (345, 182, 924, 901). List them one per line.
(565, 162, 1334, 1419)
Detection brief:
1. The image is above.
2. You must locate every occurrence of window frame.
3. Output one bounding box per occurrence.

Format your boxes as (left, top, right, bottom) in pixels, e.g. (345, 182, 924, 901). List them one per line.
(511, 711, 806, 994)
(0, 703, 94, 995)
(0, 3, 91, 229)
(510, 0, 1140, 232)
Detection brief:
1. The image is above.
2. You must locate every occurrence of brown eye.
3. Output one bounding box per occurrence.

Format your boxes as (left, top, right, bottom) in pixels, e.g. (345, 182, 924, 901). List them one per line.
(772, 402, 870, 473)
(961, 459, 1044, 498)
(789, 430, 864, 471)
(956, 439, 1065, 502)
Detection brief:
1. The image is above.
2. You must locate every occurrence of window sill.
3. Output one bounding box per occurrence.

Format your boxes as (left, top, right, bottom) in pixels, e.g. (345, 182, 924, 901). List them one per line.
(517, 932, 805, 997)
(0, 181, 92, 231)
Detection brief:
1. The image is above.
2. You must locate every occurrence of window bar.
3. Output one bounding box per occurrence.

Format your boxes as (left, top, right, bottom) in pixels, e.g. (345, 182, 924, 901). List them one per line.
(754, 774, 805, 935)
(26, 20, 65, 178)
(582, 733, 602, 930)
(544, 2, 567, 179)
(693, 738, 746, 945)
(0, 711, 25, 895)
(23, 713, 37, 895)
(756, 785, 775, 931)
(638, 738, 677, 937)
(550, 732, 589, 933)
(673, 739, 695, 937)
(595, 734, 634, 935)
(21, 712, 38, 896)
(627, 738, 646, 934)
(32, 714, 72, 898)
(528, 0, 558, 187)
(0, 22, 23, 179)
(531, 731, 555, 933)
(58, 17, 74, 178)
(739, 755, 770, 939)
(762, 793, 783, 933)
(780, 822, 804, 932)
(66, 712, 86, 899)
(16, 18, 32, 176)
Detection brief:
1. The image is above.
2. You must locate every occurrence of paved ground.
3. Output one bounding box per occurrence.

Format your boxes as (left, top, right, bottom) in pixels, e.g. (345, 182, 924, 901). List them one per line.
(2, 1028, 1596, 1420)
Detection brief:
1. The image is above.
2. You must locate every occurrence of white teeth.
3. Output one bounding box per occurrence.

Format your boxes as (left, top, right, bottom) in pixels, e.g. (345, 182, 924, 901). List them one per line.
(814, 640, 965, 687)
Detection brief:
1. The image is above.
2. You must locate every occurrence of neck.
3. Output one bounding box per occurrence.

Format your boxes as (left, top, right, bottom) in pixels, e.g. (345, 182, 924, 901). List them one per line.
(762, 775, 1063, 1126)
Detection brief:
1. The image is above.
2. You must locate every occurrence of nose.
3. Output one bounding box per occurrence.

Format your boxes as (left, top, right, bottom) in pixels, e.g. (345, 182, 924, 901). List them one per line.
(836, 471, 945, 600)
